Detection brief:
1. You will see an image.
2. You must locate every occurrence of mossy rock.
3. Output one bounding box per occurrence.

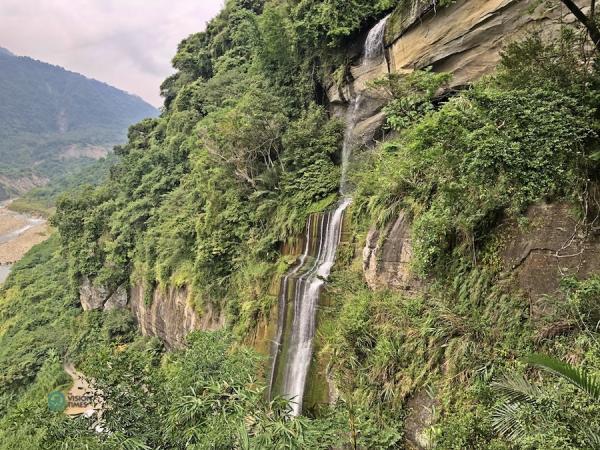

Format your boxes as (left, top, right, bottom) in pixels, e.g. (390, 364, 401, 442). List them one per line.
(385, 0, 435, 46)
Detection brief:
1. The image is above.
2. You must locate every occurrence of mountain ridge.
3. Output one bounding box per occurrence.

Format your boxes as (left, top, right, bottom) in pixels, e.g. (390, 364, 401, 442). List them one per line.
(0, 46, 158, 199)
(0, 47, 152, 106)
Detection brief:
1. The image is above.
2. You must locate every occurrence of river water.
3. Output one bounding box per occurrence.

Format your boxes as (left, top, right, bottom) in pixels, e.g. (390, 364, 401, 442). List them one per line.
(0, 201, 48, 284)
(0, 264, 11, 284)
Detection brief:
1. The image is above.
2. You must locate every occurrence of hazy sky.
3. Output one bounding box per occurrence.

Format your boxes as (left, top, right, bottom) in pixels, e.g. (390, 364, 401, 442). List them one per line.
(0, 0, 225, 107)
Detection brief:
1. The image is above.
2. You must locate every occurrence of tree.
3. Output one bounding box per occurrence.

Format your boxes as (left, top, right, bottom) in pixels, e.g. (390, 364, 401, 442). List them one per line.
(559, 0, 600, 50)
(197, 86, 288, 189)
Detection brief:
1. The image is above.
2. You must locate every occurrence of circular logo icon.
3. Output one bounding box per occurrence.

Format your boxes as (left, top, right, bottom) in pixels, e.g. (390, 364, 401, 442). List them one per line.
(48, 391, 66, 412)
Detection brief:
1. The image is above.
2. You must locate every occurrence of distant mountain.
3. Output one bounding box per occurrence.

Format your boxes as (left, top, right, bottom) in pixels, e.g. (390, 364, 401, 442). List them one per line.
(0, 47, 158, 199)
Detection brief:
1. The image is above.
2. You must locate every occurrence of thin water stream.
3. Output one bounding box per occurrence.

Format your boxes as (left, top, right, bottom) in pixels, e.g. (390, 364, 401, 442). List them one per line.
(268, 16, 390, 415)
(0, 219, 45, 244)
(0, 265, 11, 284)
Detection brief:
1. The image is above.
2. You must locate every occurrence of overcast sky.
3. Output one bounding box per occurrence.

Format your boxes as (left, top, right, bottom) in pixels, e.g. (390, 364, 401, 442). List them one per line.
(0, 0, 225, 107)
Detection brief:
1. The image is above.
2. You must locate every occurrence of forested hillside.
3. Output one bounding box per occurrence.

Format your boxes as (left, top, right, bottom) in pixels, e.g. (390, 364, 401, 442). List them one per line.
(0, 48, 157, 199)
(8, 155, 117, 216)
(2, 0, 600, 448)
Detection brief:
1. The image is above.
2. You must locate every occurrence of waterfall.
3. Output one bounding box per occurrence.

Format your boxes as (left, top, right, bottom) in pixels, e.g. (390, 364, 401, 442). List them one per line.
(340, 95, 360, 195)
(363, 15, 390, 60)
(269, 199, 351, 415)
(268, 16, 389, 416)
(267, 215, 313, 401)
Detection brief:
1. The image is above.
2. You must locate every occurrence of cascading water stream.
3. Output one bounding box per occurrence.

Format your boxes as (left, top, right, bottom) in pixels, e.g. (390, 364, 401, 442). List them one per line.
(340, 95, 361, 195)
(364, 15, 390, 60)
(268, 16, 390, 416)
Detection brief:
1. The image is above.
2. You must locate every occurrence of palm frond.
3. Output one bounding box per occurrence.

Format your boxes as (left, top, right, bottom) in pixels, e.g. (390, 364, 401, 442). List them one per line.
(490, 402, 527, 440)
(526, 354, 600, 401)
(490, 373, 541, 441)
(581, 426, 600, 450)
(491, 373, 542, 404)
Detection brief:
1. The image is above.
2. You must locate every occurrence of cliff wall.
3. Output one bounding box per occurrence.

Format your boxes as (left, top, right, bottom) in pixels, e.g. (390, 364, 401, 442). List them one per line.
(323, 1, 594, 446)
(80, 280, 224, 348)
(334, 0, 588, 294)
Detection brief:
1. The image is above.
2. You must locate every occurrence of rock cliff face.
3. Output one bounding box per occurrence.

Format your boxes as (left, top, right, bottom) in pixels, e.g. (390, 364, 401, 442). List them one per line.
(382, 201, 600, 447)
(363, 212, 420, 291)
(502, 202, 600, 324)
(79, 277, 128, 311)
(323, 0, 591, 446)
(384, 0, 582, 87)
(80, 280, 224, 348)
(328, 0, 587, 160)
(333, 0, 588, 296)
(129, 284, 225, 349)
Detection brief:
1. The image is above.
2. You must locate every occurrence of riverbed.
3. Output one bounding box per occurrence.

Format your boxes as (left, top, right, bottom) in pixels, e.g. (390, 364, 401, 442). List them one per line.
(0, 264, 11, 284)
(0, 201, 49, 283)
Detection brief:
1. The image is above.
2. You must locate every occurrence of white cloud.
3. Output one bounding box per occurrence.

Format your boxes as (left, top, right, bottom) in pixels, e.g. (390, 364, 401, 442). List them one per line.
(0, 0, 225, 106)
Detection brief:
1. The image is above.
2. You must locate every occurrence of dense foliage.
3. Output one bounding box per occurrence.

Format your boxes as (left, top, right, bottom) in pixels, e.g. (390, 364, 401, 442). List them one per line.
(53, 0, 391, 309)
(3, 0, 600, 449)
(0, 240, 342, 449)
(327, 31, 600, 448)
(356, 39, 599, 274)
(8, 155, 117, 216)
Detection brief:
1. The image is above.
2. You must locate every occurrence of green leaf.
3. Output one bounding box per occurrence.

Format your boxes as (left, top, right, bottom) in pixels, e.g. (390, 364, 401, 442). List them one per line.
(526, 354, 600, 402)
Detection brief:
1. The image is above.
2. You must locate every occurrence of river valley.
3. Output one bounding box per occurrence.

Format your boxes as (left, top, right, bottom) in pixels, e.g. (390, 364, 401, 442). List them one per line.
(0, 201, 49, 283)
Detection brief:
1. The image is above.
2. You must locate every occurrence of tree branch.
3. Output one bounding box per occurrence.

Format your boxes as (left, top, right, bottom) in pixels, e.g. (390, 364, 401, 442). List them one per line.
(560, 0, 600, 49)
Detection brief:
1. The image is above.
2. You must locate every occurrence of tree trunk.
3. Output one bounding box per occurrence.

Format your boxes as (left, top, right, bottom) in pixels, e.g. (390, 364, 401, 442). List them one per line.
(560, 0, 600, 50)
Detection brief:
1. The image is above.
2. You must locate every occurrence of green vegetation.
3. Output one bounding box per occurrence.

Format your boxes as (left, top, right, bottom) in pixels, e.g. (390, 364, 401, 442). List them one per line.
(2, 1, 409, 447)
(322, 30, 600, 448)
(0, 48, 157, 200)
(0, 240, 342, 449)
(355, 34, 599, 276)
(52, 0, 369, 308)
(2, 0, 600, 448)
(0, 237, 77, 405)
(492, 354, 600, 445)
(8, 155, 117, 216)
